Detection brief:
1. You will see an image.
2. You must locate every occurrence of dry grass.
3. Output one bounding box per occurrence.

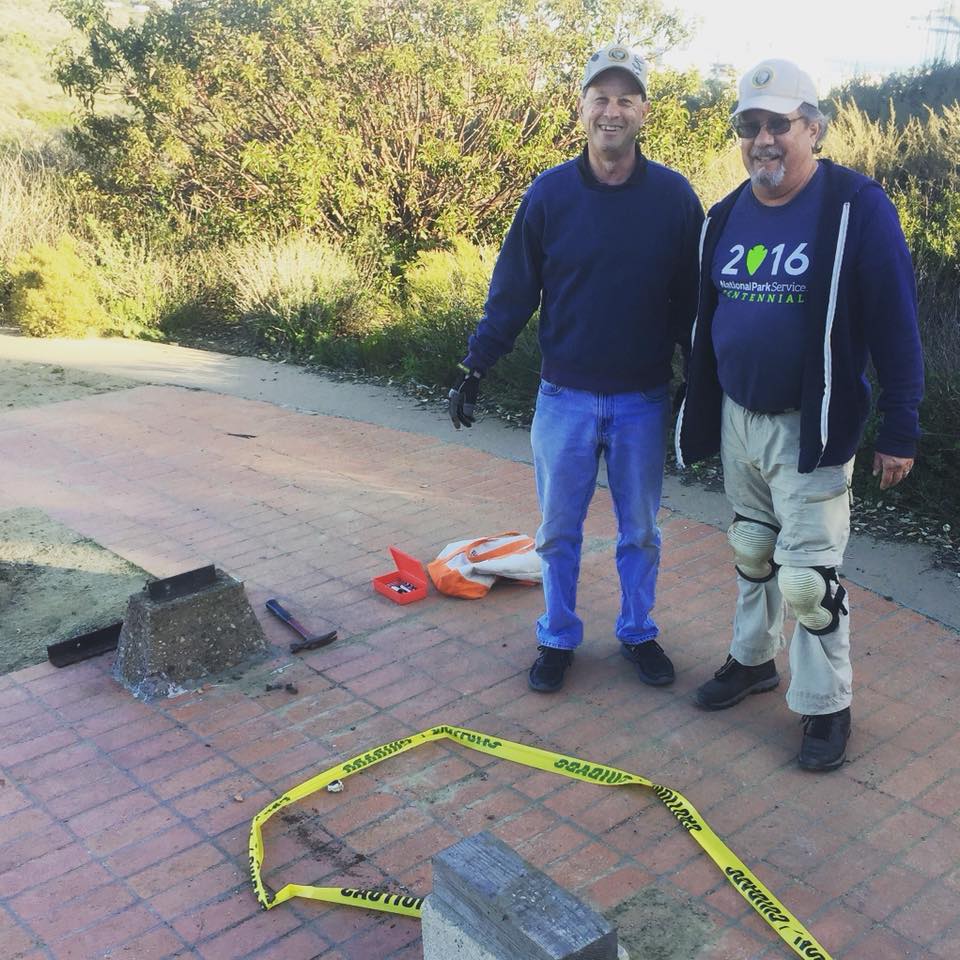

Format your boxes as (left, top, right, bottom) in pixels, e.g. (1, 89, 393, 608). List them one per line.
(0, 150, 69, 268)
(218, 233, 392, 345)
(689, 142, 744, 208)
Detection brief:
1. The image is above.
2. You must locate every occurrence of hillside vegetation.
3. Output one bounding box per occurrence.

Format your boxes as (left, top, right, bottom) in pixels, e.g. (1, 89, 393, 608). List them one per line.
(0, 0, 75, 144)
(832, 62, 960, 124)
(0, 0, 957, 539)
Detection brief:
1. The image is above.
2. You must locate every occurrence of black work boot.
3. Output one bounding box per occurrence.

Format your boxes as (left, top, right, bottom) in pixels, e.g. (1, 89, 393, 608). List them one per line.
(620, 640, 675, 686)
(694, 655, 779, 710)
(798, 707, 851, 772)
(528, 646, 574, 693)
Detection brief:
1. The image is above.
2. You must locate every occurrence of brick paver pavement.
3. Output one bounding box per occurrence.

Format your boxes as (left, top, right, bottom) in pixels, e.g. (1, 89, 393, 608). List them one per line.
(1, 384, 958, 959)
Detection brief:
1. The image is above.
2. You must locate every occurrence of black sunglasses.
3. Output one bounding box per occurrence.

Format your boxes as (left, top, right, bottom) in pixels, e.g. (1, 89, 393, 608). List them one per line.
(733, 115, 804, 139)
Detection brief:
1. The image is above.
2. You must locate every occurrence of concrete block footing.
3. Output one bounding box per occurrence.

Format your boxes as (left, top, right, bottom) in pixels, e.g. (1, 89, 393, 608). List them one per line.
(421, 831, 619, 960)
(113, 567, 267, 699)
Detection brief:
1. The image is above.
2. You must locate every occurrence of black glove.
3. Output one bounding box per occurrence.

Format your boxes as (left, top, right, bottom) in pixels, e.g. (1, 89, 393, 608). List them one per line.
(448, 364, 483, 429)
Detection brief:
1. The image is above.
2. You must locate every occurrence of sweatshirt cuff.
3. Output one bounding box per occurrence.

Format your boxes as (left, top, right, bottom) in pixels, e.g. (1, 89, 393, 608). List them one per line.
(461, 352, 487, 374)
(874, 431, 919, 459)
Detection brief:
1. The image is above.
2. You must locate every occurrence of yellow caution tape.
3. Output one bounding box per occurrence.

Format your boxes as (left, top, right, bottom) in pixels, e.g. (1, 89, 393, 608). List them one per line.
(249, 723, 832, 960)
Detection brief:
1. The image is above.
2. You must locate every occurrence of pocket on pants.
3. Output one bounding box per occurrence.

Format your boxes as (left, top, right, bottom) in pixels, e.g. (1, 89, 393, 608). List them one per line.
(801, 483, 850, 504)
(639, 382, 670, 404)
(539, 379, 563, 396)
(800, 460, 854, 504)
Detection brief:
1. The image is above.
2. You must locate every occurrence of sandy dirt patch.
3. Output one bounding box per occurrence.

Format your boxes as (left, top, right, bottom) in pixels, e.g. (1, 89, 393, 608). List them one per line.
(0, 358, 146, 673)
(607, 885, 716, 959)
(0, 508, 148, 674)
(0, 357, 139, 409)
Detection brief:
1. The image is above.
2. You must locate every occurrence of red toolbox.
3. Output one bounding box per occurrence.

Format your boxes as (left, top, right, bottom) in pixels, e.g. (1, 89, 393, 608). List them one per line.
(372, 546, 428, 604)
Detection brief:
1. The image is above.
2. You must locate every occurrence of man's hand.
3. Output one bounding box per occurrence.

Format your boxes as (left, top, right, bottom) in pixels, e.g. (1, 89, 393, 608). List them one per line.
(448, 365, 483, 429)
(873, 452, 914, 490)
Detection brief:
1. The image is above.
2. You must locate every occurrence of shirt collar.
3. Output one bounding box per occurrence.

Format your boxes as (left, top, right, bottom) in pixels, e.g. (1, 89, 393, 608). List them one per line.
(576, 144, 648, 188)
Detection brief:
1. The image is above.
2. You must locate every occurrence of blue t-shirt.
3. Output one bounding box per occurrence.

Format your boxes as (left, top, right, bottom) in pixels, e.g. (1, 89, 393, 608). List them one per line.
(711, 164, 825, 412)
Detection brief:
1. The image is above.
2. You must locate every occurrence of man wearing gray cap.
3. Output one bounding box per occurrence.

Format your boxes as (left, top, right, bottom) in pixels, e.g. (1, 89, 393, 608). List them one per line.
(448, 43, 702, 693)
(676, 59, 923, 770)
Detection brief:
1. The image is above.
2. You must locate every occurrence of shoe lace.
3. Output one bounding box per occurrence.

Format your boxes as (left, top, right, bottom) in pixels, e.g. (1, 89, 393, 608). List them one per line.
(801, 714, 834, 740)
(714, 655, 738, 680)
(536, 645, 568, 663)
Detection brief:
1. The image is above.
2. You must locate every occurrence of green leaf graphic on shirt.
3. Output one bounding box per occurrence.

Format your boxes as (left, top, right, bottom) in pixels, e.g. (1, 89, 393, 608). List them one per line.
(746, 244, 768, 276)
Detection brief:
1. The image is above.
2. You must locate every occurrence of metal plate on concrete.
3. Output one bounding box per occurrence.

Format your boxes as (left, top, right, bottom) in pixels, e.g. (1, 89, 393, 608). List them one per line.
(147, 564, 217, 603)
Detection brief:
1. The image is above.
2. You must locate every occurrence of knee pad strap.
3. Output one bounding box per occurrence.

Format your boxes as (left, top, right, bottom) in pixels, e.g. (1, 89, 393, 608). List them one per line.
(778, 565, 848, 635)
(728, 514, 780, 583)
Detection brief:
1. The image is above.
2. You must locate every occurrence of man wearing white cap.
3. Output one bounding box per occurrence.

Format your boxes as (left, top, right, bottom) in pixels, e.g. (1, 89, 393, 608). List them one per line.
(448, 43, 703, 693)
(676, 60, 924, 770)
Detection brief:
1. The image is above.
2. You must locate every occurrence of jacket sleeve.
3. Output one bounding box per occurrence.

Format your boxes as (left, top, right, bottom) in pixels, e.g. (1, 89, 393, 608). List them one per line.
(462, 189, 544, 372)
(668, 184, 705, 367)
(854, 187, 924, 457)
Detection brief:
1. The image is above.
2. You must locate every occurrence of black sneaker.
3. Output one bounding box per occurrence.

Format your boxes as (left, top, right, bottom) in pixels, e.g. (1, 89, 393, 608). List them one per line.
(528, 646, 574, 693)
(798, 708, 851, 772)
(694, 655, 779, 710)
(620, 640, 675, 686)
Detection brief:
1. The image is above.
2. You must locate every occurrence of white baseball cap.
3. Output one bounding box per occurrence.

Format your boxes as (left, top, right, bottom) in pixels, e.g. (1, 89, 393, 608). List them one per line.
(733, 59, 818, 116)
(581, 43, 648, 98)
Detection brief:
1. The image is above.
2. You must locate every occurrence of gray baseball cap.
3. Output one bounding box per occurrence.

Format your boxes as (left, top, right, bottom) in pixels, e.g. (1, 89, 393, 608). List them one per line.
(733, 59, 818, 116)
(581, 43, 648, 98)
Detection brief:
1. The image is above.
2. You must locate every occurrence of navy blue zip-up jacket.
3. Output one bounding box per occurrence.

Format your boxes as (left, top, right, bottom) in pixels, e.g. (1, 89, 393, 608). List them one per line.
(464, 147, 703, 393)
(676, 159, 923, 474)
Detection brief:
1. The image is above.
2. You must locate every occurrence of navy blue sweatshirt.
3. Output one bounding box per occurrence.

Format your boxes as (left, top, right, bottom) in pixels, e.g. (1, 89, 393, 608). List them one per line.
(676, 159, 924, 473)
(464, 147, 703, 393)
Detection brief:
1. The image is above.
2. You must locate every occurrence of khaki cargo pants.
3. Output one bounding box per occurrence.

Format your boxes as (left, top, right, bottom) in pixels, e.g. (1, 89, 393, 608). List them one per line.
(721, 397, 854, 715)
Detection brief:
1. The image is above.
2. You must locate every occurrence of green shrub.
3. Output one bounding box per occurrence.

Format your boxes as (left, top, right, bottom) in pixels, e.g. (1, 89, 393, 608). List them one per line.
(824, 104, 907, 181)
(394, 236, 541, 415)
(221, 233, 392, 363)
(824, 97, 960, 523)
(0, 148, 73, 318)
(644, 67, 740, 206)
(397, 238, 496, 378)
(9, 235, 108, 337)
(55, 0, 690, 250)
(0, 261, 11, 311)
(81, 222, 186, 339)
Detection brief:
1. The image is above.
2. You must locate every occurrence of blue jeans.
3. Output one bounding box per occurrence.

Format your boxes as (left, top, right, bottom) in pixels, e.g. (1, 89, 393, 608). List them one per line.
(530, 379, 669, 650)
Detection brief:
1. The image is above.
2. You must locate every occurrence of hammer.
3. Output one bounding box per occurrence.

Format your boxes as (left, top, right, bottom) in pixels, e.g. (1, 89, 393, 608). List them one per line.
(266, 599, 338, 653)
